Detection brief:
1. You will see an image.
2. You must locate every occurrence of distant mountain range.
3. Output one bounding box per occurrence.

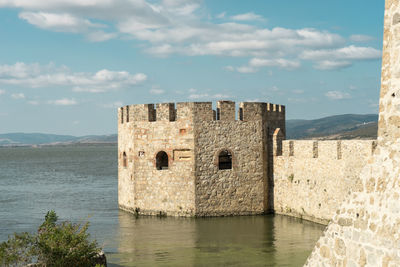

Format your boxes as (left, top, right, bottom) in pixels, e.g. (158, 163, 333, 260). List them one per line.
(0, 114, 378, 146)
(0, 133, 117, 146)
(286, 114, 378, 140)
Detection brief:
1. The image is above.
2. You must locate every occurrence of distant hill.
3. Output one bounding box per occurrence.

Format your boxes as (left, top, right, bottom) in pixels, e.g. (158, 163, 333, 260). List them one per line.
(0, 114, 378, 146)
(286, 114, 378, 140)
(0, 133, 117, 146)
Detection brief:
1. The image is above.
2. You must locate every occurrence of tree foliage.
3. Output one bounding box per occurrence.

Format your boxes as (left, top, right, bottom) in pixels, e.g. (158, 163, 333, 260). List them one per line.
(0, 211, 104, 267)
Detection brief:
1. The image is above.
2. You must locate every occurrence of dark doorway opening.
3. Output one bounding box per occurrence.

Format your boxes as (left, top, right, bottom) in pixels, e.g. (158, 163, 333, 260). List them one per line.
(156, 151, 169, 170)
(218, 150, 232, 170)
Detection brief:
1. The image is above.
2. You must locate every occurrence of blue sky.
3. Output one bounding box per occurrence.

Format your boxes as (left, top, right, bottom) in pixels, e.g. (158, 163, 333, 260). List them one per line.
(0, 0, 384, 135)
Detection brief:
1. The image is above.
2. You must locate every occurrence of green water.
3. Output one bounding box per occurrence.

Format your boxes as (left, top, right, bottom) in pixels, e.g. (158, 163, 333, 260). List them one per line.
(0, 145, 325, 266)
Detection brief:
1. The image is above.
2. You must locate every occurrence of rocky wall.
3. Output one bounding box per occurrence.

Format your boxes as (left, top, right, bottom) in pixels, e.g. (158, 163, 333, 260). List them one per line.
(273, 140, 376, 225)
(194, 120, 266, 216)
(118, 119, 196, 216)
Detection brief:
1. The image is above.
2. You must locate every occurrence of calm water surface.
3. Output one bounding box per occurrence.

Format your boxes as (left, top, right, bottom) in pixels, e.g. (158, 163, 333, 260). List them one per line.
(0, 145, 325, 266)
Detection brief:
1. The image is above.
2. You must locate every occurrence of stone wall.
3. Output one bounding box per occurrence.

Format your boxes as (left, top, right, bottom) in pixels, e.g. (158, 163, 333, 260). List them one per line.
(273, 140, 376, 225)
(118, 103, 196, 216)
(194, 120, 266, 216)
(305, 0, 400, 265)
(192, 101, 284, 216)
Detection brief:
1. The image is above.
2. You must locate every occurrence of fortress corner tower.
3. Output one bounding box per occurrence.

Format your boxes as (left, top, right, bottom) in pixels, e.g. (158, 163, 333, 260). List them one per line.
(117, 101, 285, 216)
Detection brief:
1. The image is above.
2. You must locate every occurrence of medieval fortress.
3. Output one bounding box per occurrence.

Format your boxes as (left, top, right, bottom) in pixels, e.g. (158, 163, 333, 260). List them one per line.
(119, 0, 400, 265)
(118, 100, 375, 223)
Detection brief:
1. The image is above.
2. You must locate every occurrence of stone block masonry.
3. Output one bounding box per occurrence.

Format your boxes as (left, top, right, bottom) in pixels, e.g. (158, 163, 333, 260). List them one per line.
(273, 140, 376, 225)
(118, 101, 285, 217)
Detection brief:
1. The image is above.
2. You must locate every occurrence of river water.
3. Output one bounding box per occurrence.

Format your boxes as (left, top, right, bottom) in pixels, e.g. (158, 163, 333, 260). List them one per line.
(0, 145, 325, 266)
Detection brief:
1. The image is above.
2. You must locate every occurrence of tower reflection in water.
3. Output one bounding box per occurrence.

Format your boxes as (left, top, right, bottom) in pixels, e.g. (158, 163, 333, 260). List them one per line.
(111, 211, 324, 267)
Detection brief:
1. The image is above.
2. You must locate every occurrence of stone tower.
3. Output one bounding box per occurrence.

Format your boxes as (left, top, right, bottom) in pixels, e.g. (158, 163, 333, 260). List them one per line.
(118, 101, 285, 216)
(305, 1, 400, 265)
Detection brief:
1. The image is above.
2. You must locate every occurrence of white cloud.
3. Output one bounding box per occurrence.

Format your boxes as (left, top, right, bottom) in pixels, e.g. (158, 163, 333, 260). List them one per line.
(188, 93, 209, 99)
(0, 0, 381, 71)
(216, 12, 226, 19)
(11, 93, 25, 99)
(325, 91, 351, 100)
(102, 101, 123, 108)
(230, 12, 264, 22)
(0, 62, 147, 92)
(28, 100, 39, 105)
(292, 89, 304, 94)
(150, 88, 165, 94)
(236, 66, 257, 73)
(245, 98, 261, 102)
(212, 93, 230, 99)
(86, 31, 117, 42)
(350, 34, 374, 42)
(288, 97, 318, 103)
(188, 93, 230, 99)
(300, 45, 381, 61)
(0, 89, 5, 95)
(48, 98, 77, 106)
(188, 88, 197, 93)
(314, 60, 352, 70)
(233, 58, 300, 73)
(249, 58, 301, 70)
(19, 11, 105, 33)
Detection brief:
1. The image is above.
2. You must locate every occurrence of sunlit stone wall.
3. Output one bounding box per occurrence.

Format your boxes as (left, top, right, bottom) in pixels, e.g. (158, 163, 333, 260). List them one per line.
(118, 103, 196, 216)
(273, 140, 376, 225)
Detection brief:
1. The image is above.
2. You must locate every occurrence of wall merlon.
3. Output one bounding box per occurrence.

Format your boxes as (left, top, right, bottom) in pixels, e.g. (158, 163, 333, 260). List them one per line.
(239, 102, 266, 121)
(132, 104, 155, 122)
(156, 103, 176, 121)
(175, 102, 214, 121)
(217, 100, 235, 121)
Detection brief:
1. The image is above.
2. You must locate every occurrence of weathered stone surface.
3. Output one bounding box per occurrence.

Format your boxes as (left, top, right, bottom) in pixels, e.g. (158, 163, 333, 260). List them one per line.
(334, 238, 346, 256)
(118, 101, 285, 216)
(273, 140, 374, 224)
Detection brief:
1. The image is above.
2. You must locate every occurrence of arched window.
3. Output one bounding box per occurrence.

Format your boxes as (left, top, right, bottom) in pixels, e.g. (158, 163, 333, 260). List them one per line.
(218, 150, 232, 170)
(156, 151, 169, 170)
(122, 152, 127, 168)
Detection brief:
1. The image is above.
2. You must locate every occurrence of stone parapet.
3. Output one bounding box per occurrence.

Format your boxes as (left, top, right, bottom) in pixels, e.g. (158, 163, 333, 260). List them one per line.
(119, 101, 285, 124)
(273, 140, 376, 225)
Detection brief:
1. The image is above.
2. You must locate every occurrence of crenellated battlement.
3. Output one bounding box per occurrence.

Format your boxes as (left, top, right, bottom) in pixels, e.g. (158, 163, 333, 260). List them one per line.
(274, 139, 377, 160)
(119, 100, 285, 124)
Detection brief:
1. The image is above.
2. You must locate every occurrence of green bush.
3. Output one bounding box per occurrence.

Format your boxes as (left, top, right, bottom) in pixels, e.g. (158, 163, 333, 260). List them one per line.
(0, 232, 36, 266)
(0, 211, 104, 267)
